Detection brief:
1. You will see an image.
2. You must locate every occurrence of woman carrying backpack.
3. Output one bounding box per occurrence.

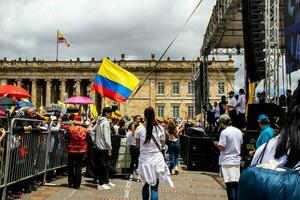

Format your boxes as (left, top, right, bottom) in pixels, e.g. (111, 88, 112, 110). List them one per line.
(239, 80, 300, 200)
(136, 107, 173, 200)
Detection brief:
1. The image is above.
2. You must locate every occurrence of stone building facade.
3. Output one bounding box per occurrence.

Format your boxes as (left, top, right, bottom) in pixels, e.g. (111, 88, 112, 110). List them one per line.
(0, 56, 237, 118)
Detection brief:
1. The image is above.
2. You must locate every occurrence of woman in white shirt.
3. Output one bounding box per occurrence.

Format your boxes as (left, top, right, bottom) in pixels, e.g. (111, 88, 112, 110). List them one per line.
(136, 107, 174, 200)
(126, 122, 140, 180)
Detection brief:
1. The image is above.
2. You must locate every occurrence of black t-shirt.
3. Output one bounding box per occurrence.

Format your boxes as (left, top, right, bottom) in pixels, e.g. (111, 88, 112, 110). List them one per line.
(219, 101, 227, 115)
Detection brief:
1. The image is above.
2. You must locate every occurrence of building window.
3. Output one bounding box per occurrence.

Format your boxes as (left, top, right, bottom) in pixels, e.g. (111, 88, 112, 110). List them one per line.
(188, 82, 194, 94)
(157, 105, 164, 117)
(172, 105, 180, 118)
(172, 82, 180, 94)
(218, 82, 225, 94)
(157, 82, 164, 94)
(188, 106, 194, 117)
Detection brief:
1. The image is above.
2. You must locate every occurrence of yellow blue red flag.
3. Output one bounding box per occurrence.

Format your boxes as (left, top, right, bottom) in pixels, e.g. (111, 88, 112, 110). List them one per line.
(58, 32, 70, 47)
(92, 58, 140, 103)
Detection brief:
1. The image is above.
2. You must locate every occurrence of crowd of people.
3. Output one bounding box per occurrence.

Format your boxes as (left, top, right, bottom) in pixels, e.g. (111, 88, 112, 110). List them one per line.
(1, 81, 299, 200)
(0, 94, 205, 199)
(211, 80, 300, 200)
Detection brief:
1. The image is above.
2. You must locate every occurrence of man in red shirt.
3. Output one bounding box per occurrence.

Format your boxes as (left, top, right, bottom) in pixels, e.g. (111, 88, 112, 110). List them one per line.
(64, 119, 87, 189)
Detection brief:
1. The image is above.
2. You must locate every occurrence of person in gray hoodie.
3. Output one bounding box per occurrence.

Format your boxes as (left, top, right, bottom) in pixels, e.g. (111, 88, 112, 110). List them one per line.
(90, 107, 115, 190)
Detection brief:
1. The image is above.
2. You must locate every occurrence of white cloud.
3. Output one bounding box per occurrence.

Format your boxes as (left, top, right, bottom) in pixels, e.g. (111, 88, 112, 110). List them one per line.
(0, 0, 298, 91)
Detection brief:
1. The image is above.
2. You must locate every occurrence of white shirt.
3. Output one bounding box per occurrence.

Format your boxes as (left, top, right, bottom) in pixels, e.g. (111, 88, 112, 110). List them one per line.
(228, 97, 237, 111)
(218, 126, 243, 165)
(127, 131, 136, 146)
(237, 94, 246, 114)
(135, 125, 165, 155)
(251, 135, 288, 166)
(113, 125, 119, 134)
(213, 106, 220, 118)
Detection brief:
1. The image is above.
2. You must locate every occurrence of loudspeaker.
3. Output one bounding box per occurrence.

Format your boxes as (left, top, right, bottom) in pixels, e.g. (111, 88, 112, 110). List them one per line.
(242, 0, 266, 82)
(186, 155, 218, 172)
(184, 136, 219, 172)
(246, 103, 284, 130)
(189, 127, 205, 137)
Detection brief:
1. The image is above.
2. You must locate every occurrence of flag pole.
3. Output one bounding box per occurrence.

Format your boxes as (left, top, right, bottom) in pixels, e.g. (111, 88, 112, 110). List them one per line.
(56, 30, 59, 61)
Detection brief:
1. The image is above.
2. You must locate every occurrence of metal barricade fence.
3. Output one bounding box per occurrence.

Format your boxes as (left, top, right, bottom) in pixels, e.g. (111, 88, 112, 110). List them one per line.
(0, 116, 9, 188)
(4, 118, 50, 186)
(46, 130, 68, 171)
(0, 118, 69, 200)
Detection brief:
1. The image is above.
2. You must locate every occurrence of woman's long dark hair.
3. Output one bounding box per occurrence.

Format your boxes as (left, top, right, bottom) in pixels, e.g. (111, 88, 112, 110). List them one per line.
(275, 80, 300, 167)
(144, 107, 158, 144)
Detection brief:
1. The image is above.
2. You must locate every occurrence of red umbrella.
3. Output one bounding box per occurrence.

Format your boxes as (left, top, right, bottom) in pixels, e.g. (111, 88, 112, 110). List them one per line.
(0, 85, 31, 98)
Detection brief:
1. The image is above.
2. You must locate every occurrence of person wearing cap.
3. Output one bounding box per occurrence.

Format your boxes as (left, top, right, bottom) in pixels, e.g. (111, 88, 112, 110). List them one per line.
(214, 114, 243, 200)
(227, 91, 238, 127)
(255, 114, 274, 149)
(90, 107, 115, 190)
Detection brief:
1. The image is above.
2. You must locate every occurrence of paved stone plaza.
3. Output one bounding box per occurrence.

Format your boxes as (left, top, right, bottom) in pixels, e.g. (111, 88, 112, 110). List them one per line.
(20, 168, 227, 200)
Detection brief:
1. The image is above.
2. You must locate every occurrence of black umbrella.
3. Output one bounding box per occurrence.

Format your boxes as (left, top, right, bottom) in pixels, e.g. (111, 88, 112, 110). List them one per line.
(0, 98, 18, 106)
(67, 107, 80, 113)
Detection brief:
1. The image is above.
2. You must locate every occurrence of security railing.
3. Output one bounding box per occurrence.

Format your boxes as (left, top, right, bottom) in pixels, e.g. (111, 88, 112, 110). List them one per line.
(0, 118, 68, 200)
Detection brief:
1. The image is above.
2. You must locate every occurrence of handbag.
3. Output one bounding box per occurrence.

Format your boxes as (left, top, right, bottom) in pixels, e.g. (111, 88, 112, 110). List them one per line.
(238, 142, 300, 200)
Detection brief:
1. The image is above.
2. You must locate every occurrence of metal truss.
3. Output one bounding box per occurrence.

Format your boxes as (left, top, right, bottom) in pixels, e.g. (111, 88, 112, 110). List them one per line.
(200, 0, 240, 56)
(211, 48, 245, 55)
(264, 0, 281, 103)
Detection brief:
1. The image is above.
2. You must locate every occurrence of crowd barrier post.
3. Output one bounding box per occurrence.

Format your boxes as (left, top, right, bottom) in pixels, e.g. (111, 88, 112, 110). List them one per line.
(43, 121, 53, 184)
(1, 117, 12, 200)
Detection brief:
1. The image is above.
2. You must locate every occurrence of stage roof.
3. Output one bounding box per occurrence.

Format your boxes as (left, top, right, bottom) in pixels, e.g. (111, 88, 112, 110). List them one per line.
(201, 0, 285, 56)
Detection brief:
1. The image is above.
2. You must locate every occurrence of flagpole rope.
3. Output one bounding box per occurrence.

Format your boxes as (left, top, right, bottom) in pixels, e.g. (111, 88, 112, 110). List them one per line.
(129, 0, 204, 101)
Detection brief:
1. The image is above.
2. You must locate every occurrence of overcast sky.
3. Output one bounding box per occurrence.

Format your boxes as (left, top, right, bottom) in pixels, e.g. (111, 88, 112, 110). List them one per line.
(0, 0, 299, 91)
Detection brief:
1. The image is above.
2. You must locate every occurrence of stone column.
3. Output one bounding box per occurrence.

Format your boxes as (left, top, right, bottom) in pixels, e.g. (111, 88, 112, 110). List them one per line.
(31, 79, 37, 107)
(46, 79, 52, 106)
(0, 79, 7, 86)
(88, 79, 95, 102)
(60, 79, 66, 102)
(75, 79, 81, 96)
(17, 79, 22, 86)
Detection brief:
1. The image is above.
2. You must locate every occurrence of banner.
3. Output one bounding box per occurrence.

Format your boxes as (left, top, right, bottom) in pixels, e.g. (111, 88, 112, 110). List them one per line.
(285, 0, 300, 74)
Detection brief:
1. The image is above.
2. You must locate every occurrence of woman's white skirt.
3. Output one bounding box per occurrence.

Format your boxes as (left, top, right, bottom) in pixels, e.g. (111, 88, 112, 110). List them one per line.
(137, 152, 174, 187)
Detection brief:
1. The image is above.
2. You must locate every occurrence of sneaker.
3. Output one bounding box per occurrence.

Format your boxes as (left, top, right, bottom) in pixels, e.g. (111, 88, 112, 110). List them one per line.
(136, 176, 141, 183)
(129, 174, 133, 181)
(97, 184, 111, 190)
(107, 182, 115, 188)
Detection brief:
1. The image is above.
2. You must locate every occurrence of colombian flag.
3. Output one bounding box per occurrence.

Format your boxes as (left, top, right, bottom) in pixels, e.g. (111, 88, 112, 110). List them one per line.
(92, 58, 140, 103)
(58, 32, 70, 47)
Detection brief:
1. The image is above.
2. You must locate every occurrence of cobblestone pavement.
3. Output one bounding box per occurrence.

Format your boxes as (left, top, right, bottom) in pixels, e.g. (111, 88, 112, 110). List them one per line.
(20, 168, 227, 200)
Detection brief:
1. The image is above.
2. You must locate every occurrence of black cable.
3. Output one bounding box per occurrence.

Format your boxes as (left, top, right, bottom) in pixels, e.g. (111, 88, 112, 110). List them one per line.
(130, 0, 204, 100)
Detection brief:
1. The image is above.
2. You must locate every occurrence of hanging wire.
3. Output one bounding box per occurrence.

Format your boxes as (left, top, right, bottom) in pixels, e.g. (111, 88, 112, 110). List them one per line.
(214, 54, 235, 91)
(161, 48, 201, 104)
(129, 0, 205, 100)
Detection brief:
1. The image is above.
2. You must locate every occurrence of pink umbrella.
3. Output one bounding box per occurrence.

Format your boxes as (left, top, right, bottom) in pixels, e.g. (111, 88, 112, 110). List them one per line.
(65, 96, 93, 105)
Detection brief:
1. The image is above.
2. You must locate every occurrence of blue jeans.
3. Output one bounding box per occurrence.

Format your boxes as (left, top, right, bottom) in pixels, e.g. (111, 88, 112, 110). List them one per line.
(225, 182, 238, 200)
(142, 180, 159, 200)
(169, 141, 180, 169)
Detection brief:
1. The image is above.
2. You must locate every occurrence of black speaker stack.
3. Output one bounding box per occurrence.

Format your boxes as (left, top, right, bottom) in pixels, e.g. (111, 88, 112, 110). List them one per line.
(242, 0, 266, 82)
(181, 128, 219, 172)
